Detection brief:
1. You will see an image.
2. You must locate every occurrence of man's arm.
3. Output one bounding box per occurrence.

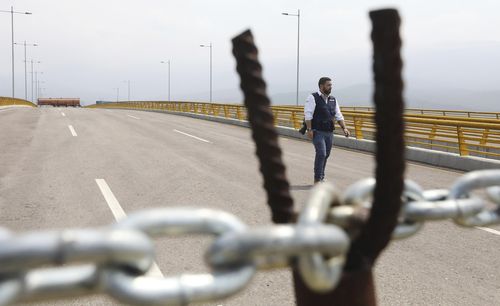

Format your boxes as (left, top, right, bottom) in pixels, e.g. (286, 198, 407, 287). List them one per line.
(304, 94, 315, 139)
(305, 119, 312, 130)
(334, 100, 350, 137)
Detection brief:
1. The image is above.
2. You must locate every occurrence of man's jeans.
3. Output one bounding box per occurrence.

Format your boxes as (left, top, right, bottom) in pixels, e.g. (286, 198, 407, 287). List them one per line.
(313, 130, 333, 181)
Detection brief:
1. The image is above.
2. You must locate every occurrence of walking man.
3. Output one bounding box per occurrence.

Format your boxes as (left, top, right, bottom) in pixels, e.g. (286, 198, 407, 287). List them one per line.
(304, 77, 350, 184)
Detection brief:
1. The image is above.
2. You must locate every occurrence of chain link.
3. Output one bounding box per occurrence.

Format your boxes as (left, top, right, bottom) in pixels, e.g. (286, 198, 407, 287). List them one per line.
(0, 170, 499, 305)
(296, 183, 348, 292)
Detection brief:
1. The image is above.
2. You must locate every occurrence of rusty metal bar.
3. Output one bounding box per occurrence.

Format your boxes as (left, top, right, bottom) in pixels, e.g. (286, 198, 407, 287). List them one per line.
(345, 6, 405, 270)
(293, 8, 405, 305)
(231, 29, 295, 224)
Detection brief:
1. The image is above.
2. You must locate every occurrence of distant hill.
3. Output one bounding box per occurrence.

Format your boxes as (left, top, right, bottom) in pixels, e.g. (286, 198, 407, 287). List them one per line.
(269, 84, 499, 112)
(102, 83, 497, 112)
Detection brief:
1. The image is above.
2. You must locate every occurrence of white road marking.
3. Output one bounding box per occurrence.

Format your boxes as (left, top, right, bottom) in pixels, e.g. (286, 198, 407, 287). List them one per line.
(476, 227, 500, 236)
(61, 112, 66, 117)
(68, 125, 77, 137)
(95, 179, 163, 277)
(127, 114, 140, 120)
(173, 129, 211, 143)
(95, 179, 127, 221)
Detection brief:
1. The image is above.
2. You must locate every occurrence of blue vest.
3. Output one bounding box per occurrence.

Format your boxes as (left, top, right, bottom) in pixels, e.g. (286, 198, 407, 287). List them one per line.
(311, 92, 336, 132)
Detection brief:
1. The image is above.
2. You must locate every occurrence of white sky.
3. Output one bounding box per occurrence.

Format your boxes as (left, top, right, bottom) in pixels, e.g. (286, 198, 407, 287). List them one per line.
(1, 0, 499, 106)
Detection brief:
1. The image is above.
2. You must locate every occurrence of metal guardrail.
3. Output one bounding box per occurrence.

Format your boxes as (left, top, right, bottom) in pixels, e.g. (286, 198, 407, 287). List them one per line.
(279, 105, 500, 120)
(0, 97, 36, 108)
(87, 101, 500, 160)
(350, 106, 500, 119)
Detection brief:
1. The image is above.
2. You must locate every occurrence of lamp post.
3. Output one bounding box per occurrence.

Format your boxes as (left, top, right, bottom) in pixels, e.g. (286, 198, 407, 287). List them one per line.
(123, 80, 130, 101)
(14, 41, 38, 100)
(30, 60, 41, 103)
(37, 80, 45, 99)
(39, 87, 46, 98)
(35, 71, 43, 102)
(160, 60, 171, 101)
(0, 7, 32, 98)
(114, 88, 120, 102)
(282, 9, 301, 106)
(200, 43, 213, 102)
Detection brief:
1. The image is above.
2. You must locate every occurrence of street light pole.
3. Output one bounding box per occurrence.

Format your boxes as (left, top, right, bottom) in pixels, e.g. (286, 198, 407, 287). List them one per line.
(11, 7, 14, 98)
(200, 43, 213, 102)
(0, 7, 32, 98)
(34, 71, 38, 102)
(37, 80, 45, 99)
(15, 41, 38, 100)
(30, 60, 40, 103)
(123, 80, 130, 101)
(282, 9, 301, 106)
(30, 60, 33, 102)
(39, 87, 46, 98)
(35, 71, 43, 102)
(160, 60, 171, 101)
(168, 61, 171, 101)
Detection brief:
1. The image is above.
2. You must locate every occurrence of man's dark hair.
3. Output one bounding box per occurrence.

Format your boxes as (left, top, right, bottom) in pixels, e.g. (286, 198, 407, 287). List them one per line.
(318, 77, 331, 88)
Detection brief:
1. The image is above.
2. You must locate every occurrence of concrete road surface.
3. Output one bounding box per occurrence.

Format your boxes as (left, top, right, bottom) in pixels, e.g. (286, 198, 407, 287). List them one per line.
(1, 107, 499, 305)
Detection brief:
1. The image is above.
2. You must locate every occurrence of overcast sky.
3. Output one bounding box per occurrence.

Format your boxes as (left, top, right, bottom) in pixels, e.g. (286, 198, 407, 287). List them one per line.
(1, 0, 499, 107)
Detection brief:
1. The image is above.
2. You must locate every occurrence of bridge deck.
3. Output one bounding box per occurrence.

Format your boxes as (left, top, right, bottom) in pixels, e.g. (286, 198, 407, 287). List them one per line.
(1, 107, 499, 305)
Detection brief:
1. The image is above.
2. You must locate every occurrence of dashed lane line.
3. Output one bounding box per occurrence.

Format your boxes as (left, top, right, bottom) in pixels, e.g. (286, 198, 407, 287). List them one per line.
(173, 129, 211, 143)
(95, 179, 163, 277)
(68, 125, 77, 137)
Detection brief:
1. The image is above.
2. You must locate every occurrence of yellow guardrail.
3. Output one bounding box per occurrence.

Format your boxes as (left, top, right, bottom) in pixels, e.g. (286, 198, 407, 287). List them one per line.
(87, 101, 500, 160)
(278, 105, 500, 119)
(0, 96, 37, 107)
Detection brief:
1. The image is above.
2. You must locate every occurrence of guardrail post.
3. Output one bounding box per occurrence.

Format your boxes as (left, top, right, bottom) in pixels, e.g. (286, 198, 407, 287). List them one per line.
(429, 124, 437, 139)
(480, 128, 489, 146)
(354, 117, 364, 139)
(291, 111, 300, 129)
(457, 126, 469, 156)
(236, 106, 243, 120)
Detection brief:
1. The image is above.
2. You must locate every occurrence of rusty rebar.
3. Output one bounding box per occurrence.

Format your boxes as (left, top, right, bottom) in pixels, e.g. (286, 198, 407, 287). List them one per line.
(345, 7, 405, 271)
(231, 29, 295, 224)
(293, 8, 405, 305)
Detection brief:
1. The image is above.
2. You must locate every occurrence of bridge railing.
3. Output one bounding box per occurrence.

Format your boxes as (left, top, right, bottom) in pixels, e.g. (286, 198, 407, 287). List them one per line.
(277, 105, 500, 119)
(0, 96, 37, 107)
(87, 101, 500, 160)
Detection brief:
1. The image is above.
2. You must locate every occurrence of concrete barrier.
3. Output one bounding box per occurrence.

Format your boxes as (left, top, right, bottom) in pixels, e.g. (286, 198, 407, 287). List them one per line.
(112, 108, 500, 172)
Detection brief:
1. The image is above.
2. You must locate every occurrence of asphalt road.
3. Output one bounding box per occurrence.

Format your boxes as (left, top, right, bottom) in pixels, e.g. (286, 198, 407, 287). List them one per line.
(1, 106, 499, 306)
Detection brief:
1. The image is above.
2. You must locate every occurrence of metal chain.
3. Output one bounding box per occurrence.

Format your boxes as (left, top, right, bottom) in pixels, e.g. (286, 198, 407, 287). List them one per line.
(0, 169, 499, 305)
